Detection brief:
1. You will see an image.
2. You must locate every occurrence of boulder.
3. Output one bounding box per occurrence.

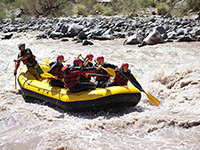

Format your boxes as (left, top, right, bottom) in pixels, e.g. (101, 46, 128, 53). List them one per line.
(143, 30, 164, 45)
(49, 31, 64, 39)
(82, 40, 94, 46)
(67, 24, 84, 37)
(9, 8, 24, 18)
(1, 33, 13, 40)
(123, 33, 144, 45)
(177, 35, 196, 42)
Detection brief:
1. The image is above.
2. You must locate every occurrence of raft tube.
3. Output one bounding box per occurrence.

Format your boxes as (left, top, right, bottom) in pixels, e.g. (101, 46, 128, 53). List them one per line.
(18, 65, 141, 110)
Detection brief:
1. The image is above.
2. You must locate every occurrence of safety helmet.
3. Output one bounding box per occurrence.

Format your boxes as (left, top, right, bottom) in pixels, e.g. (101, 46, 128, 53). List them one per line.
(86, 54, 94, 59)
(121, 63, 129, 68)
(57, 55, 64, 60)
(18, 43, 25, 49)
(97, 56, 104, 62)
(73, 58, 83, 66)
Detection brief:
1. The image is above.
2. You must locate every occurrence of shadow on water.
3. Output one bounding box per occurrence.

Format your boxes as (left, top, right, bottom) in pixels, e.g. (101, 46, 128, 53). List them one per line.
(19, 90, 146, 119)
(25, 97, 146, 119)
(65, 105, 146, 119)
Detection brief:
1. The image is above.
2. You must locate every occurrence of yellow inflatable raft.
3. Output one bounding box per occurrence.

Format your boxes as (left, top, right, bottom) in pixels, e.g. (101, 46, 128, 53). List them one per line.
(18, 65, 141, 110)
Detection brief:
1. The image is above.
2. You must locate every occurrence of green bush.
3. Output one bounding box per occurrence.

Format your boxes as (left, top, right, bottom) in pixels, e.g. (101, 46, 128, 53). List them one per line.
(0, 11, 6, 21)
(74, 4, 87, 15)
(186, 0, 200, 11)
(93, 3, 104, 14)
(157, 4, 170, 15)
(102, 7, 113, 16)
(10, 13, 16, 21)
(21, 14, 29, 22)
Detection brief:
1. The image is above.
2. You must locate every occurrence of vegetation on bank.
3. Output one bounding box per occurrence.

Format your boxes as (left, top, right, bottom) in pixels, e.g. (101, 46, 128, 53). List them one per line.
(0, 0, 199, 20)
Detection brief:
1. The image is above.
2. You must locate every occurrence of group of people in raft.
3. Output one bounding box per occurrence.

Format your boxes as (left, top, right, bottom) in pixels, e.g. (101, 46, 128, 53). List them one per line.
(14, 43, 144, 93)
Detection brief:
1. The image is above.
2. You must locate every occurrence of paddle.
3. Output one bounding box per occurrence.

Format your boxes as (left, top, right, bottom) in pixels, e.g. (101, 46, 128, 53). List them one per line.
(14, 62, 17, 90)
(89, 73, 109, 77)
(77, 54, 90, 67)
(88, 60, 116, 77)
(119, 70, 160, 106)
(44, 59, 50, 66)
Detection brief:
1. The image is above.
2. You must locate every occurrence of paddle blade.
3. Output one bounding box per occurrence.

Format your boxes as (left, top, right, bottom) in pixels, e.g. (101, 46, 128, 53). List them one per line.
(41, 73, 55, 79)
(42, 65, 50, 73)
(103, 67, 116, 77)
(145, 92, 160, 106)
(44, 59, 50, 66)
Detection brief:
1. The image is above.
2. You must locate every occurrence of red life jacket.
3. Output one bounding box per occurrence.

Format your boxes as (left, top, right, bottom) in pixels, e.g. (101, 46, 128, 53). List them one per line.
(95, 69, 110, 81)
(18, 48, 36, 66)
(95, 62, 117, 81)
(113, 70, 128, 86)
(64, 66, 96, 89)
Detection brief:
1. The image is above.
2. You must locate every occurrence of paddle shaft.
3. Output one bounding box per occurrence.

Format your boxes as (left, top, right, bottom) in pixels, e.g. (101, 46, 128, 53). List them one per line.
(89, 73, 109, 77)
(119, 70, 160, 106)
(119, 70, 143, 92)
(14, 62, 17, 89)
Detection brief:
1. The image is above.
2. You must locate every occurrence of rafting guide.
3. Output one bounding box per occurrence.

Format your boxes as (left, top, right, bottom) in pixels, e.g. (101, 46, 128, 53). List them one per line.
(14, 43, 43, 80)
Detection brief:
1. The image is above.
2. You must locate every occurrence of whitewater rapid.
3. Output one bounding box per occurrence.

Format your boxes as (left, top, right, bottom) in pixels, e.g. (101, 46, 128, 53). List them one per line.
(0, 32, 199, 150)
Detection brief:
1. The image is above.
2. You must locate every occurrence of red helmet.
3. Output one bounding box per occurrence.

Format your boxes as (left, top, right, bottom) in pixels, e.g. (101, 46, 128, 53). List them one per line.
(97, 56, 104, 62)
(121, 63, 129, 68)
(57, 55, 64, 60)
(86, 54, 94, 59)
(73, 58, 83, 66)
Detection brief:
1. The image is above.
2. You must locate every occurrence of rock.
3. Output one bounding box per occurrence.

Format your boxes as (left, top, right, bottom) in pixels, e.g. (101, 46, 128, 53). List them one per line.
(143, 30, 164, 45)
(155, 26, 166, 35)
(9, 8, 24, 18)
(36, 34, 48, 39)
(82, 40, 94, 46)
(176, 29, 185, 36)
(60, 23, 69, 34)
(67, 24, 84, 37)
(177, 35, 196, 42)
(164, 13, 172, 18)
(167, 31, 178, 39)
(123, 33, 144, 45)
(61, 38, 69, 42)
(90, 35, 114, 40)
(1, 33, 13, 39)
(49, 31, 64, 39)
(77, 31, 87, 40)
(194, 28, 200, 36)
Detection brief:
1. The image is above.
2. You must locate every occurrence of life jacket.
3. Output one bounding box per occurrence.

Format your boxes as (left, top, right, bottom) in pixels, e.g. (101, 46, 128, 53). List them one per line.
(95, 68, 110, 81)
(114, 68, 143, 89)
(95, 63, 117, 81)
(18, 48, 36, 66)
(64, 65, 96, 89)
(63, 66, 82, 89)
(113, 68, 129, 86)
(47, 62, 64, 79)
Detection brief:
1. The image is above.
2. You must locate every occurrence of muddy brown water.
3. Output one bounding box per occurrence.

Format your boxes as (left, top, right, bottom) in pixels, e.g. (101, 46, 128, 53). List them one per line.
(0, 32, 200, 150)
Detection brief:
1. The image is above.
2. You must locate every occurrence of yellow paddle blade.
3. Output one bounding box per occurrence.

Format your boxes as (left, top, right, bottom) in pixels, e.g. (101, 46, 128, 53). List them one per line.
(42, 65, 50, 73)
(103, 67, 116, 77)
(145, 92, 160, 106)
(44, 59, 50, 66)
(41, 73, 55, 79)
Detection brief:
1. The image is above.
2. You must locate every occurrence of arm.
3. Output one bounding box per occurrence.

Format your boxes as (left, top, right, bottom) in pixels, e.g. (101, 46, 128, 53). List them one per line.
(104, 63, 118, 69)
(47, 62, 57, 73)
(14, 55, 30, 62)
(128, 71, 144, 91)
(14, 61, 20, 75)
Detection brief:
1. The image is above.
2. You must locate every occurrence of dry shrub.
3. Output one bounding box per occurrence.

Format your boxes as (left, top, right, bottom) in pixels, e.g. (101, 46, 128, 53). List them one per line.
(24, 0, 69, 17)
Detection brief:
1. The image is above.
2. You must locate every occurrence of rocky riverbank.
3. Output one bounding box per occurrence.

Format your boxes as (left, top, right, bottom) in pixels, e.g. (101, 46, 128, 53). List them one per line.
(1, 14, 200, 46)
